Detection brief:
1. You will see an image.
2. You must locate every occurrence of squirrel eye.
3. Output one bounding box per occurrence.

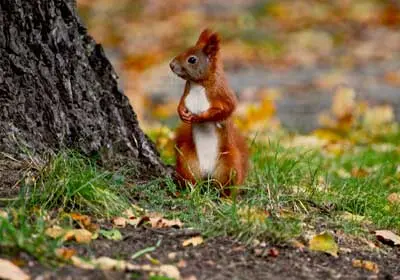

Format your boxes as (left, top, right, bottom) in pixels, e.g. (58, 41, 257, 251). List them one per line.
(187, 56, 197, 64)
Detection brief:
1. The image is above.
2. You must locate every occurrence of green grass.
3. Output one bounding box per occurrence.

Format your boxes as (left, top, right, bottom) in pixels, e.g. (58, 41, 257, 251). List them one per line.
(3, 136, 399, 258)
(19, 151, 130, 218)
(130, 140, 400, 243)
(0, 208, 62, 264)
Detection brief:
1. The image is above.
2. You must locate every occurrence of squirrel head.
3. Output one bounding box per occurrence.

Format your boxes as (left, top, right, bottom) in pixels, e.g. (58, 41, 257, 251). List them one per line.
(170, 29, 221, 82)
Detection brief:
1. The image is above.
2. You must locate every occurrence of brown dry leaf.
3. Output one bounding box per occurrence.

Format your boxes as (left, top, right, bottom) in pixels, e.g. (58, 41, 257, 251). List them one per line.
(0, 258, 30, 280)
(375, 230, 400, 246)
(70, 213, 99, 232)
(352, 259, 379, 273)
(182, 236, 204, 247)
(113, 217, 127, 228)
(70, 213, 91, 227)
(147, 216, 183, 229)
(309, 232, 338, 257)
(387, 193, 400, 204)
(351, 167, 369, 178)
(55, 248, 77, 260)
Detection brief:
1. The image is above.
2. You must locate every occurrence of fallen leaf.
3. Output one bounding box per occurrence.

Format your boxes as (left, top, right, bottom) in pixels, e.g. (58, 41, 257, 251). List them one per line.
(387, 193, 400, 204)
(309, 232, 338, 257)
(71, 256, 96, 270)
(55, 248, 77, 260)
(70, 213, 91, 228)
(112, 217, 127, 228)
(182, 236, 204, 247)
(351, 167, 369, 178)
(71, 256, 181, 279)
(66, 229, 93, 244)
(0, 258, 30, 280)
(45, 226, 66, 239)
(148, 216, 183, 229)
(0, 210, 8, 219)
(157, 264, 181, 279)
(99, 229, 123, 241)
(46, 226, 93, 244)
(352, 259, 379, 273)
(375, 230, 400, 246)
(94, 256, 127, 270)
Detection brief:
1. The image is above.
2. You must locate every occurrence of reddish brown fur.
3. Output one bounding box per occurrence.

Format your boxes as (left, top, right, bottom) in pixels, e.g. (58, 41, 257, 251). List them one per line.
(172, 29, 249, 191)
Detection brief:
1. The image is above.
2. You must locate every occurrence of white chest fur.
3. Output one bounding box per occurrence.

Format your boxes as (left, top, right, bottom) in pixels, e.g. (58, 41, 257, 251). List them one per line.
(185, 83, 219, 177)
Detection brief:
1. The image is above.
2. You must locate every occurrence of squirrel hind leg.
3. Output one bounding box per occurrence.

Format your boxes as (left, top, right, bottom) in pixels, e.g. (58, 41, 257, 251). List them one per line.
(175, 145, 200, 187)
(213, 157, 243, 186)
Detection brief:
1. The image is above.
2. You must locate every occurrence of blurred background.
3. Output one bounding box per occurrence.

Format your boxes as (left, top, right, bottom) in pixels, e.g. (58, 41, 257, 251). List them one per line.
(77, 0, 400, 134)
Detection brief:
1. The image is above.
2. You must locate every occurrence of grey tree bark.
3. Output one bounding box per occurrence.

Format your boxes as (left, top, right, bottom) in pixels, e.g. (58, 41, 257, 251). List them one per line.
(0, 0, 169, 193)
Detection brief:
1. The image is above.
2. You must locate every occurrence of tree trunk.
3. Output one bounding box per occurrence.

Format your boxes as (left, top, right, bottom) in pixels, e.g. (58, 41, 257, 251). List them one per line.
(0, 0, 169, 193)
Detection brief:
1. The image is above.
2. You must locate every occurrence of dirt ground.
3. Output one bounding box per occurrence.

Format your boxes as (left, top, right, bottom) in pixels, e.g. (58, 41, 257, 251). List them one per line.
(20, 226, 400, 280)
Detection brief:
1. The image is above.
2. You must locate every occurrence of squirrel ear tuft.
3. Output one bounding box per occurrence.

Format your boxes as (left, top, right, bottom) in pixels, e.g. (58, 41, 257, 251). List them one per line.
(196, 29, 213, 46)
(203, 32, 220, 57)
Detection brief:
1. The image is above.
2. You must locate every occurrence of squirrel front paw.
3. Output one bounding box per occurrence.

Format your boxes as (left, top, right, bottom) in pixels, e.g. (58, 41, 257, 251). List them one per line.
(178, 107, 193, 123)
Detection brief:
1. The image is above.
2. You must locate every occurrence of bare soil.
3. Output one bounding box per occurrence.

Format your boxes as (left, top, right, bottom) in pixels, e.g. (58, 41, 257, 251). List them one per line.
(19, 226, 400, 280)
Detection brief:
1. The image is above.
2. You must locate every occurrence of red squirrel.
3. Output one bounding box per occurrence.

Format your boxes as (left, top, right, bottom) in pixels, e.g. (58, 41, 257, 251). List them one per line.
(169, 29, 249, 191)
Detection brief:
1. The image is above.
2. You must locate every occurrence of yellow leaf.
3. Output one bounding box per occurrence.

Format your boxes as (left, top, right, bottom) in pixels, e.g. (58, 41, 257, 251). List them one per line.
(71, 256, 96, 270)
(55, 248, 76, 260)
(182, 236, 204, 247)
(352, 259, 379, 273)
(71, 229, 93, 244)
(0, 259, 30, 280)
(309, 232, 338, 257)
(45, 226, 65, 239)
(332, 87, 356, 120)
(363, 105, 394, 128)
(46, 226, 93, 244)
